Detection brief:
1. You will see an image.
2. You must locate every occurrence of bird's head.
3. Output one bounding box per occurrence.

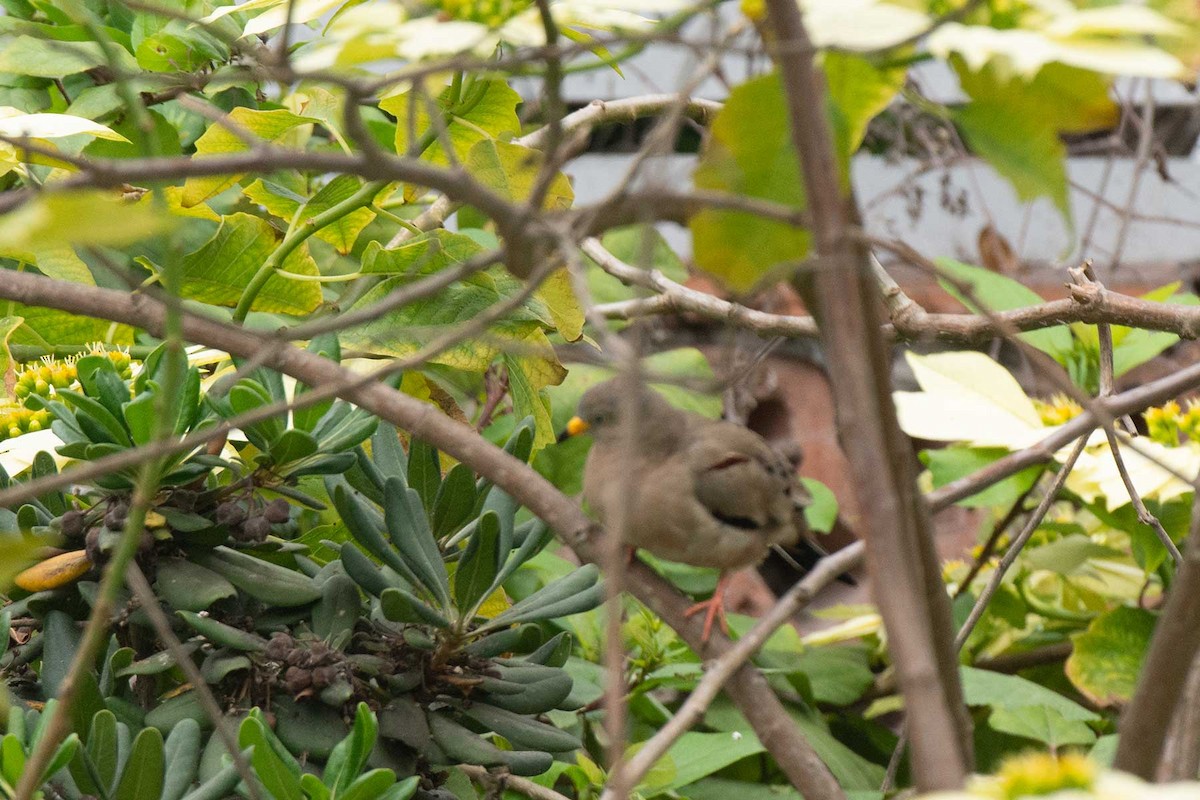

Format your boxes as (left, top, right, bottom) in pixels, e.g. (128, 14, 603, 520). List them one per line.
(560, 377, 669, 443)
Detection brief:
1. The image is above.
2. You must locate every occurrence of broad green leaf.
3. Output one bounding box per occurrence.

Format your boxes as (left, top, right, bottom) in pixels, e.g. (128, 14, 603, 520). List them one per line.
(383, 79, 520, 164)
(0, 35, 138, 78)
(1066, 605, 1156, 707)
(690, 71, 809, 293)
(987, 706, 1096, 747)
(632, 731, 765, 796)
(0, 190, 176, 251)
(823, 51, 906, 160)
(1112, 285, 1200, 376)
(182, 108, 318, 206)
(132, 15, 228, 73)
(154, 558, 237, 612)
(788, 643, 873, 706)
(292, 175, 379, 255)
(466, 139, 575, 210)
(340, 269, 565, 384)
(800, 477, 839, 533)
(504, 348, 557, 450)
(961, 666, 1099, 720)
(534, 268, 584, 342)
(585, 225, 688, 307)
(934, 258, 1075, 363)
(178, 213, 322, 314)
(922, 446, 1044, 508)
(957, 61, 1119, 136)
(961, 103, 1067, 218)
(360, 230, 486, 275)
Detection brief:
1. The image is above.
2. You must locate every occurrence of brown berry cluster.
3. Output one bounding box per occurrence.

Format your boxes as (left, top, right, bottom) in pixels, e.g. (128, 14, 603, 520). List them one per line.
(216, 497, 292, 543)
(265, 633, 347, 697)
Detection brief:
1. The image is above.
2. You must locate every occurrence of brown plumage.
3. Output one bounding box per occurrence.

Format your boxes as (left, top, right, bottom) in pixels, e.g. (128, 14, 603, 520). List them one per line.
(568, 378, 813, 638)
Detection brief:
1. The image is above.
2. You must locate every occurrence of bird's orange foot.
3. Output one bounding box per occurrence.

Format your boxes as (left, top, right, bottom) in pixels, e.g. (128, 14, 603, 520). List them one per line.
(684, 574, 730, 643)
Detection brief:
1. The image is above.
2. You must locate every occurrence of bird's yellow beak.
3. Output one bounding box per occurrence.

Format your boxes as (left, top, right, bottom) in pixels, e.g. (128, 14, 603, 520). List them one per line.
(564, 416, 589, 437)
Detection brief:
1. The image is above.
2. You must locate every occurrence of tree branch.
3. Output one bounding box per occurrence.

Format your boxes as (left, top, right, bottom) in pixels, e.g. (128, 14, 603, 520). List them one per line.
(763, 0, 972, 788)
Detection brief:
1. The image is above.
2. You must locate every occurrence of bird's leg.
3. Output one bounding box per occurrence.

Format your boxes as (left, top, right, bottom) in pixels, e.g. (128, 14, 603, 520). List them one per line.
(684, 572, 731, 643)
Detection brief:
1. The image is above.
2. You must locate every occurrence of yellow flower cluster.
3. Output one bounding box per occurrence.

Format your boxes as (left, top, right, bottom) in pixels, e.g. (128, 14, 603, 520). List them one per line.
(437, 0, 531, 27)
(985, 752, 1095, 799)
(12, 348, 133, 402)
(2, 347, 134, 442)
(1032, 394, 1083, 427)
(1143, 399, 1200, 447)
(0, 406, 52, 440)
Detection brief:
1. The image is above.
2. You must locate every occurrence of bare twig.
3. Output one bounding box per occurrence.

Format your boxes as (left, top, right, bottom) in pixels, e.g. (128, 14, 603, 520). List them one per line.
(459, 765, 573, 800)
(1116, 491, 1200, 778)
(603, 543, 864, 799)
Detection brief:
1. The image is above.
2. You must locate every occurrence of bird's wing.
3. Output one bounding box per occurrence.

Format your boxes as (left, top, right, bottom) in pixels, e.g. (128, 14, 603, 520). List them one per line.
(686, 421, 800, 531)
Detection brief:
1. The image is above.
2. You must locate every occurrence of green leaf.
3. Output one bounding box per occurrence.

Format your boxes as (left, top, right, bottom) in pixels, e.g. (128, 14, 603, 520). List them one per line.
(162, 719, 202, 800)
(114, 727, 165, 800)
(154, 558, 236, 612)
(466, 139, 574, 209)
(585, 225, 688, 307)
(922, 446, 1044, 508)
(632, 731, 765, 796)
(179, 213, 322, 315)
(954, 97, 1069, 223)
(384, 79, 521, 165)
(1066, 605, 1156, 706)
(0, 190, 176, 251)
(360, 230, 487, 275)
(455, 510, 501, 612)
(182, 108, 318, 207)
(239, 716, 303, 800)
(987, 706, 1096, 747)
(0, 35, 138, 77)
(87, 710, 120, 795)
(323, 703, 377, 795)
(407, 438, 441, 511)
(961, 665, 1099, 721)
(823, 51, 906, 159)
(800, 478, 838, 534)
(934, 258, 1075, 363)
(432, 463, 477, 539)
(297, 175, 379, 255)
(690, 71, 809, 293)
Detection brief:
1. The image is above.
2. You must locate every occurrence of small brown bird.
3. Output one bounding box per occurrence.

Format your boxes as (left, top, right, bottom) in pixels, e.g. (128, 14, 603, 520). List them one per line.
(564, 377, 812, 641)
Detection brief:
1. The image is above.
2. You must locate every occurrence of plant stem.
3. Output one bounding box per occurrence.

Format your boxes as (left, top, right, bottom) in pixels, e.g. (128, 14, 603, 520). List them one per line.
(232, 179, 386, 322)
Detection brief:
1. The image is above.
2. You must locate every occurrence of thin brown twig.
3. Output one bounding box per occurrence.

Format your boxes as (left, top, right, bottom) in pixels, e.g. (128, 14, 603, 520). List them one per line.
(602, 543, 864, 799)
(124, 564, 261, 800)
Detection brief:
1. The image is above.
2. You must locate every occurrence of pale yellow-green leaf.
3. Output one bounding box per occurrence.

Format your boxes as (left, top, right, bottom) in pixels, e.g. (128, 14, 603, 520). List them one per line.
(178, 213, 322, 314)
(1066, 438, 1200, 511)
(243, 0, 348, 35)
(929, 22, 1187, 79)
(0, 430, 68, 477)
(799, 0, 930, 51)
(534, 268, 584, 342)
(893, 351, 1051, 449)
(466, 139, 574, 209)
(182, 108, 319, 207)
(0, 109, 127, 141)
(8, 305, 134, 348)
(0, 191, 177, 251)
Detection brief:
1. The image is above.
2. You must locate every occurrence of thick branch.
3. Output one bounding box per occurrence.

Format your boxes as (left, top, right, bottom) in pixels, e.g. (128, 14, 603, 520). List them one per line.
(0, 269, 844, 800)
(763, 0, 972, 789)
